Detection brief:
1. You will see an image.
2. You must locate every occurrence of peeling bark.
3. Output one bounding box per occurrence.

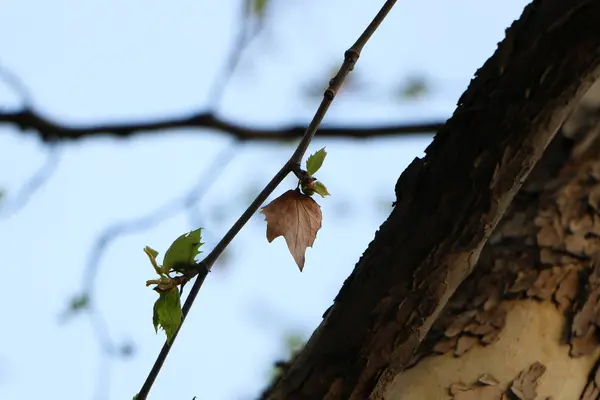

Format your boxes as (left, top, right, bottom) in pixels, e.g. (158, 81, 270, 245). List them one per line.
(385, 80, 600, 400)
(389, 301, 600, 399)
(447, 363, 546, 400)
(261, 0, 600, 399)
(581, 358, 600, 400)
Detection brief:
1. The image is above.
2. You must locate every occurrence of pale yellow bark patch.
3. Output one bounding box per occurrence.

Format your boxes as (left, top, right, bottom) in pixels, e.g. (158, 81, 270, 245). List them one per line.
(386, 300, 600, 399)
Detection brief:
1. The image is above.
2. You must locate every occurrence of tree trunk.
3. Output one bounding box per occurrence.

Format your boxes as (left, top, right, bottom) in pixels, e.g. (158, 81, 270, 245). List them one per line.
(262, 0, 600, 399)
(389, 84, 600, 399)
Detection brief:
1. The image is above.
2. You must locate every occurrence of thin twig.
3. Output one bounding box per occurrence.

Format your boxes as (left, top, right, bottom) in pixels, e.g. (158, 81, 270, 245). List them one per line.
(206, 0, 263, 107)
(0, 108, 442, 142)
(0, 145, 61, 220)
(136, 1, 398, 398)
(67, 143, 238, 400)
(82, 142, 239, 294)
(0, 61, 33, 105)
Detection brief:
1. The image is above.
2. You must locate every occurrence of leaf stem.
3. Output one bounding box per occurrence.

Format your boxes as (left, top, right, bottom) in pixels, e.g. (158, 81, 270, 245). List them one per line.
(136, 1, 398, 398)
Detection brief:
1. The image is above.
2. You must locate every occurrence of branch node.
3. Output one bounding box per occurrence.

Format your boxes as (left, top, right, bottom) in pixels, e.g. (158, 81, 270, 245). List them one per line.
(344, 49, 360, 68)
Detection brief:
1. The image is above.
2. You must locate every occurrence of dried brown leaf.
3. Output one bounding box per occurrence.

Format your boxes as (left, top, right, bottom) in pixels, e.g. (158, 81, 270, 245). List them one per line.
(261, 190, 322, 271)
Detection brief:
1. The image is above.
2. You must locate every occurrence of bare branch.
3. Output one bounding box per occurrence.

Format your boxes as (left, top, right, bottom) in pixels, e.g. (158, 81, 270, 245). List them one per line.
(262, 0, 600, 398)
(206, 0, 265, 107)
(82, 142, 239, 295)
(135, 1, 399, 398)
(52, 143, 238, 400)
(0, 61, 33, 105)
(0, 145, 61, 220)
(0, 107, 442, 142)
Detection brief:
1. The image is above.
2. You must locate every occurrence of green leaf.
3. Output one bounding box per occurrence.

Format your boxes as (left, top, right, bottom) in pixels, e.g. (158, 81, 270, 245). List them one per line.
(70, 294, 90, 311)
(300, 185, 314, 196)
(163, 228, 203, 274)
(144, 246, 162, 275)
(284, 332, 306, 354)
(144, 246, 159, 259)
(306, 147, 327, 176)
(152, 288, 182, 343)
(313, 181, 330, 197)
(252, 0, 269, 17)
(398, 76, 429, 100)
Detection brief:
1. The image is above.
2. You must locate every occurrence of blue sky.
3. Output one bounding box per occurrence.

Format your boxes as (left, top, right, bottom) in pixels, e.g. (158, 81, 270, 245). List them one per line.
(0, 1, 530, 399)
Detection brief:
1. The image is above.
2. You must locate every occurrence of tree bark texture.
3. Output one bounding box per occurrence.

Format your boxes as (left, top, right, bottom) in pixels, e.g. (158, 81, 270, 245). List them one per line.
(262, 1, 600, 399)
(388, 90, 600, 399)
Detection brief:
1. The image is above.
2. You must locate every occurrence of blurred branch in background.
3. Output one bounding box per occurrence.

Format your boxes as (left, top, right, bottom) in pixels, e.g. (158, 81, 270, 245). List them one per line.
(57, 142, 239, 399)
(0, 1, 444, 145)
(0, 1, 437, 398)
(0, 60, 33, 106)
(80, 142, 240, 299)
(0, 144, 61, 220)
(137, 0, 401, 395)
(49, 2, 269, 397)
(207, 0, 268, 106)
(0, 62, 63, 220)
(0, 108, 443, 142)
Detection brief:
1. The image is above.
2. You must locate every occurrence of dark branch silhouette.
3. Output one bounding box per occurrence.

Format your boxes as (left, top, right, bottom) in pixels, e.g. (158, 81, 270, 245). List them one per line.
(136, 0, 400, 397)
(0, 108, 443, 142)
(82, 142, 240, 296)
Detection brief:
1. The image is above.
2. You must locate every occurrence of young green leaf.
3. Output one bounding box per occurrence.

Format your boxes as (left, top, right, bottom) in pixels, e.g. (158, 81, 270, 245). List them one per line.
(306, 147, 327, 176)
(143, 246, 162, 275)
(313, 181, 330, 198)
(252, 0, 269, 17)
(69, 294, 90, 311)
(163, 228, 203, 274)
(152, 288, 182, 343)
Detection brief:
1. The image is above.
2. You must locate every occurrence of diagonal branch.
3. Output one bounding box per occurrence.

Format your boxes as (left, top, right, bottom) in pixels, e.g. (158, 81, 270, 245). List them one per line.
(82, 142, 240, 296)
(0, 61, 33, 105)
(0, 108, 443, 142)
(135, 1, 400, 398)
(261, 0, 600, 398)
